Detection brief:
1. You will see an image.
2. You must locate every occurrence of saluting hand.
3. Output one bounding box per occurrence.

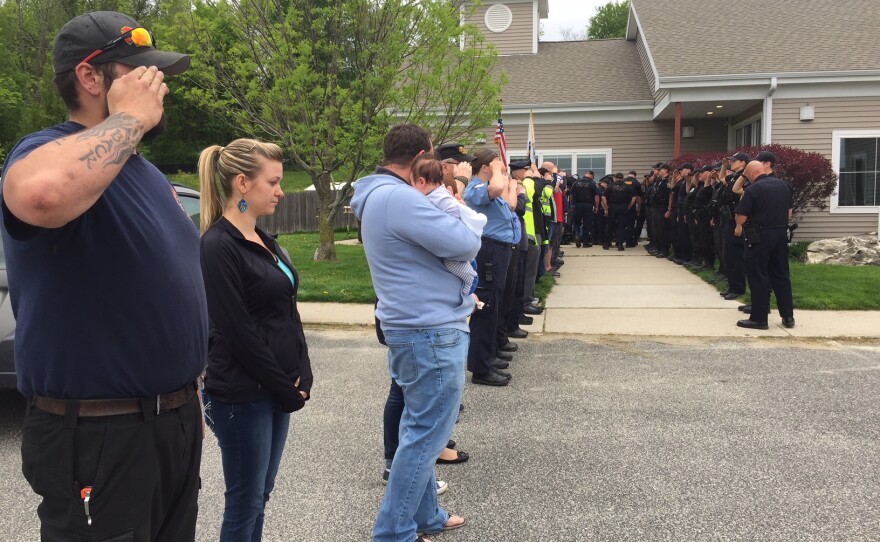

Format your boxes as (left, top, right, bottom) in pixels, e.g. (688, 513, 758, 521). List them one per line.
(107, 66, 167, 131)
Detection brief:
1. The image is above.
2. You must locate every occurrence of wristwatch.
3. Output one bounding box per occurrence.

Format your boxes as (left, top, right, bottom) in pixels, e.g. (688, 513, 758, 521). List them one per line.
(454, 176, 469, 184)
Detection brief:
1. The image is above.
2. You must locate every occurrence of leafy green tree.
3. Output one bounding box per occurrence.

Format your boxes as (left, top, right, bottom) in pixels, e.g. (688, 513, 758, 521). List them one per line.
(587, 0, 630, 40)
(163, 0, 504, 260)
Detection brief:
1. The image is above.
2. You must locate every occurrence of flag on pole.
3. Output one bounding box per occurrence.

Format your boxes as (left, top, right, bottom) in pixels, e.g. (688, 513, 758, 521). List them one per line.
(527, 110, 539, 167)
(494, 118, 508, 167)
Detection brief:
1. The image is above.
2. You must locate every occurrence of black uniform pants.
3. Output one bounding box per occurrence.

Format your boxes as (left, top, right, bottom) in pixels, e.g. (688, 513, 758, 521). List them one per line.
(498, 246, 522, 338)
(698, 221, 714, 264)
(606, 204, 628, 246)
(645, 207, 654, 244)
(744, 228, 794, 323)
(571, 203, 594, 244)
(650, 207, 669, 251)
(594, 210, 607, 246)
(21, 391, 202, 542)
(724, 221, 747, 294)
(468, 240, 512, 375)
(632, 208, 646, 246)
(675, 214, 692, 260)
(625, 207, 638, 246)
(714, 217, 726, 273)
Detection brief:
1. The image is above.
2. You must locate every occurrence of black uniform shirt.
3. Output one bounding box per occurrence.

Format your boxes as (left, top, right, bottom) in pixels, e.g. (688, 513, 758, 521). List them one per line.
(652, 177, 670, 208)
(605, 180, 634, 204)
(570, 178, 598, 203)
(736, 174, 793, 227)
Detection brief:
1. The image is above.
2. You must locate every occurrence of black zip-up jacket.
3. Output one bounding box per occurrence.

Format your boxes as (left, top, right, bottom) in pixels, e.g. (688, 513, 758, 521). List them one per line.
(200, 217, 312, 413)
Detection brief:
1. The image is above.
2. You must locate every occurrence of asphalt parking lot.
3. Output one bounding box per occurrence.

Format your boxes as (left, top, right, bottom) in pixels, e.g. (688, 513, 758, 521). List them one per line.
(1, 329, 878, 541)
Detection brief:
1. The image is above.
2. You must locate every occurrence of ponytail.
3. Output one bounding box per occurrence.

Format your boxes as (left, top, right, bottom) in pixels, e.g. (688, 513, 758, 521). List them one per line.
(198, 145, 225, 234)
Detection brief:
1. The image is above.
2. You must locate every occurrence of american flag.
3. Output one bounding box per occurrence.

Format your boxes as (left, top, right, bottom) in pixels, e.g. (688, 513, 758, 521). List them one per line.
(494, 118, 509, 167)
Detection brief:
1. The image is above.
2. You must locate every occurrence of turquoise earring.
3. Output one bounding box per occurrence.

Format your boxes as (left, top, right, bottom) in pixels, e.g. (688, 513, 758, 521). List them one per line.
(238, 198, 248, 213)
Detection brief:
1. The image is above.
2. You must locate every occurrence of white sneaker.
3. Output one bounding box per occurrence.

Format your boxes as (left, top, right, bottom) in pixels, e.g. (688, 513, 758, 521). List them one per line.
(384, 468, 449, 496)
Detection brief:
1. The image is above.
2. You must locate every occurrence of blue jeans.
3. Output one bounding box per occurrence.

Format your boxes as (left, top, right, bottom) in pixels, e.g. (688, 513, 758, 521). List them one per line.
(203, 393, 290, 542)
(374, 328, 468, 542)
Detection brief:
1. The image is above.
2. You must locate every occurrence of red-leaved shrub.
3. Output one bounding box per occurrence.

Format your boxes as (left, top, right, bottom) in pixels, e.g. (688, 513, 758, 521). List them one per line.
(669, 144, 838, 220)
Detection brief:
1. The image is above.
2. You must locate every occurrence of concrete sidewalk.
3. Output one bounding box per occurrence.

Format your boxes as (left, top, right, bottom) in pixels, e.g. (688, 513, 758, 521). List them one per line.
(299, 244, 880, 338)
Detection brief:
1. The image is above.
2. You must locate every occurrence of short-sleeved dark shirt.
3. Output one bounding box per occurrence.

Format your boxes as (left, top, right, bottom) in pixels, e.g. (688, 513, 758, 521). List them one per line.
(605, 180, 634, 205)
(0, 121, 208, 398)
(735, 174, 793, 228)
(570, 178, 598, 203)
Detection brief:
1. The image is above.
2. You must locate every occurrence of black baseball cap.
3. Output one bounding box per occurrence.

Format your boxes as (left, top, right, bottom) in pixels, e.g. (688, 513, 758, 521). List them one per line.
(508, 160, 530, 172)
(700, 165, 714, 173)
(628, 170, 638, 176)
(436, 142, 476, 163)
(54, 12, 190, 75)
(614, 172, 624, 179)
(679, 163, 695, 171)
(727, 152, 751, 162)
(584, 170, 595, 176)
(652, 162, 664, 169)
(658, 163, 671, 171)
(756, 151, 777, 164)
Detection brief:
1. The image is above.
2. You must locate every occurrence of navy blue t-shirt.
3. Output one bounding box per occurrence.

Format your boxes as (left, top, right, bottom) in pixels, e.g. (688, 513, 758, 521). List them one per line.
(0, 122, 208, 398)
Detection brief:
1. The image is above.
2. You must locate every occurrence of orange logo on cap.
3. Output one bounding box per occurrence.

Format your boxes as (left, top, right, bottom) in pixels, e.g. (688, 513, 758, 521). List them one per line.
(459, 146, 466, 154)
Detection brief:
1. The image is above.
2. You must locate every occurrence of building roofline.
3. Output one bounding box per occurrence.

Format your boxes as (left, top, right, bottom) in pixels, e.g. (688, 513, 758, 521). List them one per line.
(660, 69, 880, 86)
(626, 3, 660, 94)
(502, 101, 654, 114)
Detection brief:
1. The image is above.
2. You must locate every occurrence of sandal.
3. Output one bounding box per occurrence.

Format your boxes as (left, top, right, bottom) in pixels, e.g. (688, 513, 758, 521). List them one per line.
(436, 450, 469, 464)
(444, 515, 466, 531)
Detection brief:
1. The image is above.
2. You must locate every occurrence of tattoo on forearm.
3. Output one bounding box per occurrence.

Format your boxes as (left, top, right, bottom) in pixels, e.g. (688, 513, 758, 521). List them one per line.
(76, 113, 144, 170)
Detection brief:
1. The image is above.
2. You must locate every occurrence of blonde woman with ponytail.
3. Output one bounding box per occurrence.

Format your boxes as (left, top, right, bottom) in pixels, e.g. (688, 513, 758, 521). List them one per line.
(197, 139, 313, 541)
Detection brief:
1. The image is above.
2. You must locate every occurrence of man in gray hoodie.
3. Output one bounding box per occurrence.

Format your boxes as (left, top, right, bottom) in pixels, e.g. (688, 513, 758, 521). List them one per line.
(351, 124, 481, 542)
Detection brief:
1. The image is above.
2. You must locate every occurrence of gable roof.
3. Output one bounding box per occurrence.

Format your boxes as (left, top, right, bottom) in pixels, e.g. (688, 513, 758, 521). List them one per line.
(498, 40, 653, 105)
(632, 0, 880, 78)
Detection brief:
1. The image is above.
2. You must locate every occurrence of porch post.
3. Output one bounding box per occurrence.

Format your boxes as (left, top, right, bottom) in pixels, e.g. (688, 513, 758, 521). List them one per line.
(674, 102, 682, 158)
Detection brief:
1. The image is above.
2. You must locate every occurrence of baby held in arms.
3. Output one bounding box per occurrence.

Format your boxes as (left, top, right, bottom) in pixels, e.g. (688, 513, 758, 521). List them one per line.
(411, 154, 487, 309)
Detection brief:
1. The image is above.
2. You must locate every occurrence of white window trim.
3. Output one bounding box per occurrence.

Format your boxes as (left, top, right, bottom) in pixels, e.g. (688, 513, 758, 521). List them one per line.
(729, 113, 762, 149)
(509, 149, 613, 175)
(830, 129, 880, 214)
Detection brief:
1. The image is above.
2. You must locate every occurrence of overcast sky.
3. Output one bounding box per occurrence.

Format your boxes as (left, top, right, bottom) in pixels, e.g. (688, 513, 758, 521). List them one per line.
(542, 0, 609, 41)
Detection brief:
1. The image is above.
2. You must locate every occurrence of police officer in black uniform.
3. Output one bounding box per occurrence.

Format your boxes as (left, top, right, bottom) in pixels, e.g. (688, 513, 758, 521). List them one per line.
(735, 160, 795, 330)
(569, 170, 599, 247)
(691, 165, 717, 270)
(624, 170, 644, 247)
(673, 164, 695, 263)
(602, 172, 636, 251)
(650, 164, 673, 257)
(594, 175, 611, 247)
(719, 152, 750, 299)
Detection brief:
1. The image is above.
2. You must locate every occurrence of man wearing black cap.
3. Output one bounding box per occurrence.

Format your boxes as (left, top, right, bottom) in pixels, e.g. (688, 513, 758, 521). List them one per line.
(501, 161, 531, 344)
(602, 173, 636, 251)
(734, 161, 795, 330)
(672, 163, 695, 263)
(691, 165, 718, 270)
(649, 164, 673, 257)
(437, 142, 476, 195)
(1, 11, 205, 540)
(756, 151, 778, 175)
(568, 170, 599, 247)
(718, 152, 750, 299)
(624, 170, 644, 247)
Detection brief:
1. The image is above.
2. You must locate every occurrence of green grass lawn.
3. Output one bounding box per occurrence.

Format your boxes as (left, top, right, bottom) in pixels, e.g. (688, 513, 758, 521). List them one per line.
(276, 231, 558, 305)
(690, 259, 880, 310)
(169, 170, 315, 194)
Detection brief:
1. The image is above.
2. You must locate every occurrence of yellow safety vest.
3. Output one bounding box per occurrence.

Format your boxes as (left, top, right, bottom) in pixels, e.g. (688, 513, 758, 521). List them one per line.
(540, 184, 553, 245)
(522, 177, 537, 244)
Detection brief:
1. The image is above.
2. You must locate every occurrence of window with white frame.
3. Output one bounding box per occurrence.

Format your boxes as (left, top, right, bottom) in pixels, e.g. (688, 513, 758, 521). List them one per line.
(836, 135, 878, 207)
(509, 150, 610, 178)
(734, 115, 762, 147)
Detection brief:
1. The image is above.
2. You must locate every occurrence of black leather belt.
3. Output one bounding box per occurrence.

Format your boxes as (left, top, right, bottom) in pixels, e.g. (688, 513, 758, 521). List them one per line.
(481, 236, 517, 250)
(34, 382, 197, 417)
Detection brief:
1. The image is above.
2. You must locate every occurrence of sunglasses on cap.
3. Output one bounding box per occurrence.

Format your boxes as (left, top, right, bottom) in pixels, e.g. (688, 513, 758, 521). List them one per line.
(80, 27, 156, 66)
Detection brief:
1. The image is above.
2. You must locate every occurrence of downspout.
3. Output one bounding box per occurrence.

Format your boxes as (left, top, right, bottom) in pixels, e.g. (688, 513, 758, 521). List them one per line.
(763, 76, 778, 144)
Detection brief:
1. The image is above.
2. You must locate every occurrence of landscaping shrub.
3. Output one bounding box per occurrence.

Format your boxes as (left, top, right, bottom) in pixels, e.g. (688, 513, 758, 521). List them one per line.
(669, 144, 838, 221)
(789, 240, 810, 262)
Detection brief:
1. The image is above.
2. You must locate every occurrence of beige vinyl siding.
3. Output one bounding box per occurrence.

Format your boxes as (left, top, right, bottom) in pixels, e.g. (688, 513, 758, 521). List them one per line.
(677, 120, 728, 155)
(774, 96, 880, 240)
(466, 2, 534, 56)
(635, 32, 664, 103)
(479, 121, 674, 173)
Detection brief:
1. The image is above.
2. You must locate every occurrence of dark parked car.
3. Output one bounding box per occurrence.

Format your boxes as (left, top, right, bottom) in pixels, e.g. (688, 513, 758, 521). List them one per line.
(0, 183, 200, 389)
